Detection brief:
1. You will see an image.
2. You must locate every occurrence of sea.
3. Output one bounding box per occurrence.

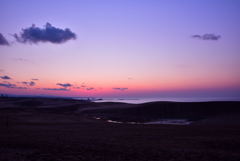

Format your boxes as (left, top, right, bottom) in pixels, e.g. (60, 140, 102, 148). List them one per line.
(74, 96, 240, 104)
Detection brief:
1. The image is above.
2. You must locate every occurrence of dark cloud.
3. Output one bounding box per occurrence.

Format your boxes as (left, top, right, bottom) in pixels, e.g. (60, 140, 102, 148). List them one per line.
(21, 81, 36, 86)
(14, 23, 76, 44)
(0, 33, 9, 46)
(86, 87, 94, 90)
(0, 82, 27, 89)
(56, 83, 72, 88)
(113, 88, 128, 91)
(192, 34, 221, 40)
(42, 88, 70, 91)
(0, 75, 11, 80)
(0, 82, 15, 88)
(32, 78, 39, 81)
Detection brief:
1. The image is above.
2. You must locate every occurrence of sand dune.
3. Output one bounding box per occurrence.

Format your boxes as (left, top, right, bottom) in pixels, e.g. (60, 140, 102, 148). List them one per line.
(1, 97, 240, 161)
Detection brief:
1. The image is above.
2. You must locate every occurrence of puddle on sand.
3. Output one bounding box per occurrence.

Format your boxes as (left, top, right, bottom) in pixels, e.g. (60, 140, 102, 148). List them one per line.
(93, 117, 191, 125)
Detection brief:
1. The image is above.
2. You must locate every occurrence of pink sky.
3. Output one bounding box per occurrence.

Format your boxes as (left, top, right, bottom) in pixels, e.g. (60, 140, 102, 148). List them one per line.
(1, 0, 240, 99)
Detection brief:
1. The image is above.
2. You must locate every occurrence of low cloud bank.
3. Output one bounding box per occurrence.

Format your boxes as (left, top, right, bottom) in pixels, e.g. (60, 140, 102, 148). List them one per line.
(0, 82, 27, 89)
(42, 88, 70, 91)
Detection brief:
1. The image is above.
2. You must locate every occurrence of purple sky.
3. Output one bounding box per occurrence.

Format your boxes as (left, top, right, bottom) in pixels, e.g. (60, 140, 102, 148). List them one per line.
(0, 0, 240, 99)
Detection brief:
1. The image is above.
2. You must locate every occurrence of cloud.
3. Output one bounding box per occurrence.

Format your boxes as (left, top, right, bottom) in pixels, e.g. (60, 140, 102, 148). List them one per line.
(86, 87, 94, 90)
(113, 88, 128, 91)
(0, 75, 11, 80)
(0, 33, 9, 46)
(13, 58, 29, 62)
(0, 82, 27, 89)
(21, 81, 36, 86)
(40, 83, 72, 91)
(56, 83, 72, 88)
(192, 34, 221, 40)
(32, 78, 39, 81)
(73, 86, 81, 89)
(73, 84, 95, 90)
(14, 23, 76, 44)
(0, 82, 15, 88)
(14, 87, 28, 89)
(42, 88, 70, 91)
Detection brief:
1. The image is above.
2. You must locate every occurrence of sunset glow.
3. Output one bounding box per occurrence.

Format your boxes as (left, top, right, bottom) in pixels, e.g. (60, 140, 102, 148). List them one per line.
(1, 0, 240, 100)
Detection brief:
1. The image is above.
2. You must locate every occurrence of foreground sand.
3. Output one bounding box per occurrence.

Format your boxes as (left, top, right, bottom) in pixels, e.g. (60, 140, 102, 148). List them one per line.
(0, 97, 240, 161)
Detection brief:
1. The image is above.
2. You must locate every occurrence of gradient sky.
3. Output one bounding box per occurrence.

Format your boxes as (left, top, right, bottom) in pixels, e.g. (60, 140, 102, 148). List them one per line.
(0, 0, 240, 99)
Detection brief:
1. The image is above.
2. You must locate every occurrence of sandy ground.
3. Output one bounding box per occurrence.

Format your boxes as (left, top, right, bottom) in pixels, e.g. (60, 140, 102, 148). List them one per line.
(0, 97, 240, 161)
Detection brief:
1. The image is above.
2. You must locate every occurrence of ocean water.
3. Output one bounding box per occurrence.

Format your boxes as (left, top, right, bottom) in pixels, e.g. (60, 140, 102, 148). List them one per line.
(75, 97, 240, 104)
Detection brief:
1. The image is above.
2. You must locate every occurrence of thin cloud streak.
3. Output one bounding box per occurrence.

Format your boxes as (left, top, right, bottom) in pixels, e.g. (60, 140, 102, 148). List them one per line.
(41, 88, 70, 91)
(86, 87, 94, 90)
(56, 83, 72, 88)
(113, 88, 128, 91)
(192, 34, 221, 40)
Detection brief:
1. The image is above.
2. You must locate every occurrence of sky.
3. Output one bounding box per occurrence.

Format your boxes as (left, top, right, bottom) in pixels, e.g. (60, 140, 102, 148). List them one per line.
(0, 0, 240, 99)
